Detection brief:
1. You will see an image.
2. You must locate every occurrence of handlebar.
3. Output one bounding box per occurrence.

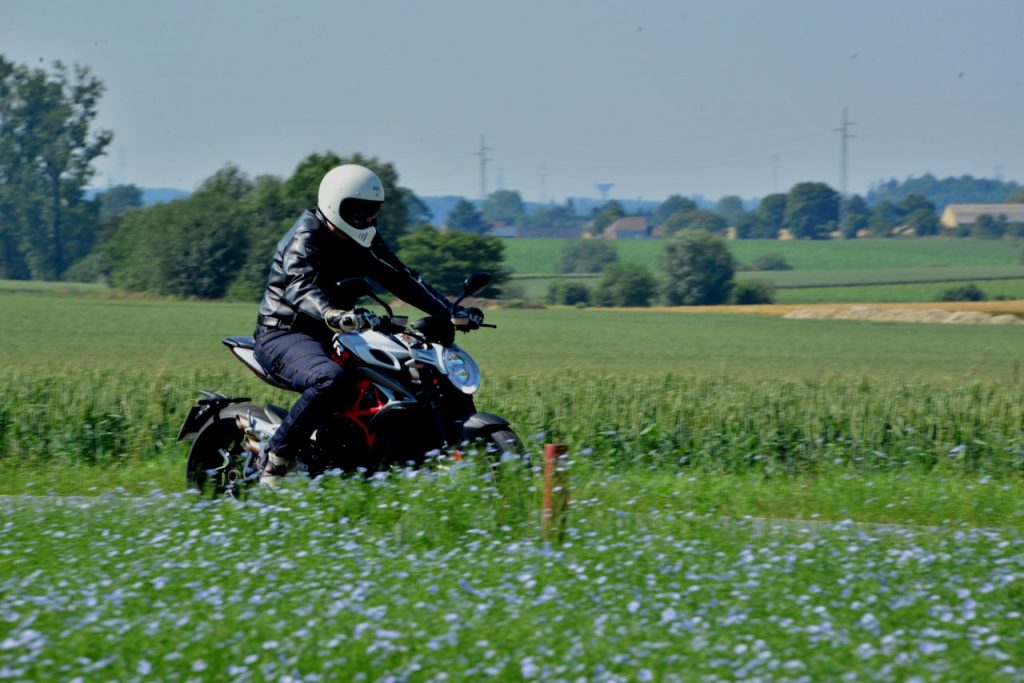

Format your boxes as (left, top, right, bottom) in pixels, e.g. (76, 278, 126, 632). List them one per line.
(338, 313, 495, 343)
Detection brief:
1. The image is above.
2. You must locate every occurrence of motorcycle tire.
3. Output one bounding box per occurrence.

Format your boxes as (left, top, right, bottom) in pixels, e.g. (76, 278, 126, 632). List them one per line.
(185, 417, 249, 498)
(476, 428, 526, 462)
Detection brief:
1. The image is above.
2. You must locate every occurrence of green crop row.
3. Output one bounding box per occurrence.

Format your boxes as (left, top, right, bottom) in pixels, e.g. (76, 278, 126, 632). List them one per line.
(2, 369, 1021, 479)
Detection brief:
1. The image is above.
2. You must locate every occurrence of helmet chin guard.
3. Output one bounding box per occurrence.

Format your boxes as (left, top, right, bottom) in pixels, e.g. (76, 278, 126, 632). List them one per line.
(318, 165, 385, 247)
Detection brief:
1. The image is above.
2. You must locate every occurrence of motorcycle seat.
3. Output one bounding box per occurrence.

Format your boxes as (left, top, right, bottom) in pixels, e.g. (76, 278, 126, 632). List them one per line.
(223, 336, 255, 351)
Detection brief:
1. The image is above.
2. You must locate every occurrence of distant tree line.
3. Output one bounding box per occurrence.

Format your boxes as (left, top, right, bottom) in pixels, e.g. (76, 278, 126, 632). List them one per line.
(548, 229, 774, 308)
(867, 174, 1020, 208)
(454, 176, 1022, 243)
(96, 154, 507, 300)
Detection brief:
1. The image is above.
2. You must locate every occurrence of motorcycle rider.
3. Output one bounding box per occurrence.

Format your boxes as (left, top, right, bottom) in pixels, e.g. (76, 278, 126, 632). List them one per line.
(253, 163, 482, 486)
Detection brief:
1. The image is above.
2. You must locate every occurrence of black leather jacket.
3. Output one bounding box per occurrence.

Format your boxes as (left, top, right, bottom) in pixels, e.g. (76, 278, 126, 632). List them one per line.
(257, 209, 452, 337)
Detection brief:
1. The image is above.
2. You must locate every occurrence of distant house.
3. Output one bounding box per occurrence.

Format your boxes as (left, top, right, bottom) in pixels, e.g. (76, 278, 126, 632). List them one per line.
(516, 225, 584, 239)
(602, 217, 649, 239)
(939, 204, 1024, 229)
(485, 221, 518, 238)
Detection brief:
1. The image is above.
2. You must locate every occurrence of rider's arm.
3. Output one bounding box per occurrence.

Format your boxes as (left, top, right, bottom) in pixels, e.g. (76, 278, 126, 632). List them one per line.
(367, 237, 452, 318)
(279, 226, 334, 320)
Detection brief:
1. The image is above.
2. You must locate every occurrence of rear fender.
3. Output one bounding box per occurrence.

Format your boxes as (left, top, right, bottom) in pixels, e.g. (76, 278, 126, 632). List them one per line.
(177, 391, 285, 442)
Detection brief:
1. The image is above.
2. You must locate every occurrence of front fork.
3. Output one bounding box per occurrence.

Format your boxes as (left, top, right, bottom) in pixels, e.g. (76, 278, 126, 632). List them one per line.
(417, 374, 474, 450)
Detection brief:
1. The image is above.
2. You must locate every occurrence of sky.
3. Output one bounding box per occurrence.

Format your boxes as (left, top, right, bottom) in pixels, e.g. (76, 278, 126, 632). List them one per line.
(2, 0, 1023, 203)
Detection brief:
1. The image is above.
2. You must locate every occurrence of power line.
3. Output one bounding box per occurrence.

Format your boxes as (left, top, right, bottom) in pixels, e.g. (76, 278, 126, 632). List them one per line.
(835, 107, 856, 234)
(835, 107, 856, 196)
(475, 135, 492, 199)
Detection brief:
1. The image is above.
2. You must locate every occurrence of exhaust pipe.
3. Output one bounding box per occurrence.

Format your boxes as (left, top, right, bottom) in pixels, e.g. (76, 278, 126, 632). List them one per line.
(235, 414, 264, 455)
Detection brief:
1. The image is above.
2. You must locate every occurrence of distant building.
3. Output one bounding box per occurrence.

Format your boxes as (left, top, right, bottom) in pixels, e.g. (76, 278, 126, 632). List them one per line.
(485, 221, 518, 238)
(939, 204, 1024, 229)
(516, 225, 585, 239)
(602, 216, 649, 239)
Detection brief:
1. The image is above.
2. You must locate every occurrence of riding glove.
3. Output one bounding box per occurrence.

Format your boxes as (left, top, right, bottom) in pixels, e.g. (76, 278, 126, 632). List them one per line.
(453, 306, 485, 329)
(325, 307, 379, 333)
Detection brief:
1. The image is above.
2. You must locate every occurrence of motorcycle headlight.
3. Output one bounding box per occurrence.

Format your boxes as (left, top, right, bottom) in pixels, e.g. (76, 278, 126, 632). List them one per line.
(442, 346, 480, 394)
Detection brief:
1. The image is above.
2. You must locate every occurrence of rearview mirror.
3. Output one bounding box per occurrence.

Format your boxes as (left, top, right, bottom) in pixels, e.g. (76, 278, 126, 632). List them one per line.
(462, 272, 492, 297)
(334, 277, 374, 304)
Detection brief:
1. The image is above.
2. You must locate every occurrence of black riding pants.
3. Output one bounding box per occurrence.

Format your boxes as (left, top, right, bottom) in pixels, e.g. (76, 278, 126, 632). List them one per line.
(253, 326, 346, 458)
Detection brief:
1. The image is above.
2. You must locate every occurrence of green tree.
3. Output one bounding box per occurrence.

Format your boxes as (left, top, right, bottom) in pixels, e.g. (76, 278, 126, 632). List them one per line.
(660, 229, 736, 305)
(840, 194, 870, 238)
(716, 195, 746, 225)
(446, 199, 488, 234)
(522, 200, 580, 229)
(745, 253, 792, 271)
(905, 207, 940, 236)
(936, 283, 987, 302)
(653, 195, 698, 225)
(594, 262, 657, 307)
(973, 214, 1008, 240)
(663, 209, 728, 235)
(1009, 188, 1024, 203)
(104, 191, 248, 298)
(868, 200, 903, 236)
(0, 57, 112, 279)
(96, 184, 143, 221)
(229, 174, 293, 300)
(733, 214, 768, 239)
(198, 163, 254, 200)
(397, 225, 507, 296)
(686, 210, 729, 234)
(557, 239, 618, 273)
(591, 201, 626, 234)
(898, 193, 936, 217)
(546, 280, 591, 306)
(732, 279, 776, 304)
(867, 173, 1020, 208)
(481, 189, 526, 225)
(784, 183, 838, 239)
(755, 193, 788, 236)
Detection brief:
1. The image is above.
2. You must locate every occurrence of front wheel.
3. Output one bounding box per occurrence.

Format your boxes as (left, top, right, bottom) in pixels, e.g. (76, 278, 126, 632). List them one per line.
(475, 428, 526, 462)
(185, 417, 252, 498)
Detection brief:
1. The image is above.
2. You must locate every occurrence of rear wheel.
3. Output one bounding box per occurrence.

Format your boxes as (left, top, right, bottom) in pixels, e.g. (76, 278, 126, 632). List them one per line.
(185, 417, 252, 498)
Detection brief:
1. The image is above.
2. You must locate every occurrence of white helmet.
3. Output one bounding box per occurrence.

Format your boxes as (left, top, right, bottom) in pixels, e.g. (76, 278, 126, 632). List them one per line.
(317, 164, 385, 247)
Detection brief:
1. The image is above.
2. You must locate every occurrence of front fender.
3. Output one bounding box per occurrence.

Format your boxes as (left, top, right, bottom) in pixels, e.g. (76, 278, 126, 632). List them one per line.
(461, 412, 511, 441)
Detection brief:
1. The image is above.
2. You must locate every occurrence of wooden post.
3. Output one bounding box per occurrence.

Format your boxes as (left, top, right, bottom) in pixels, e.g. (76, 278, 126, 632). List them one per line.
(543, 443, 570, 542)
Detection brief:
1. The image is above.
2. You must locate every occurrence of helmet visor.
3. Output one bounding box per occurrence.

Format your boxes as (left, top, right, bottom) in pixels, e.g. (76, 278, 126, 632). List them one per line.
(339, 198, 383, 228)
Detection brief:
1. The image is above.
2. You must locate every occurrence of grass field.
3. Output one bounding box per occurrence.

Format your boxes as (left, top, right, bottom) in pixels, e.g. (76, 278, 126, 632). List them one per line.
(503, 238, 1024, 275)
(4, 290, 1024, 379)
(504, 237, 1024, 304)
(2, 289, 1024, 680)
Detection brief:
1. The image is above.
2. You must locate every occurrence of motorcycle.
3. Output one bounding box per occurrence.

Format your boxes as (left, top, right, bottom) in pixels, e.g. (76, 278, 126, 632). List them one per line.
(177, 272, 522, 497)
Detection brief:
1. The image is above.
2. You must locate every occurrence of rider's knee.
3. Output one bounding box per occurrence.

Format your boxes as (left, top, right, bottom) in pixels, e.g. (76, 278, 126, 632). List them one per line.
(312, 363, 346, 395)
